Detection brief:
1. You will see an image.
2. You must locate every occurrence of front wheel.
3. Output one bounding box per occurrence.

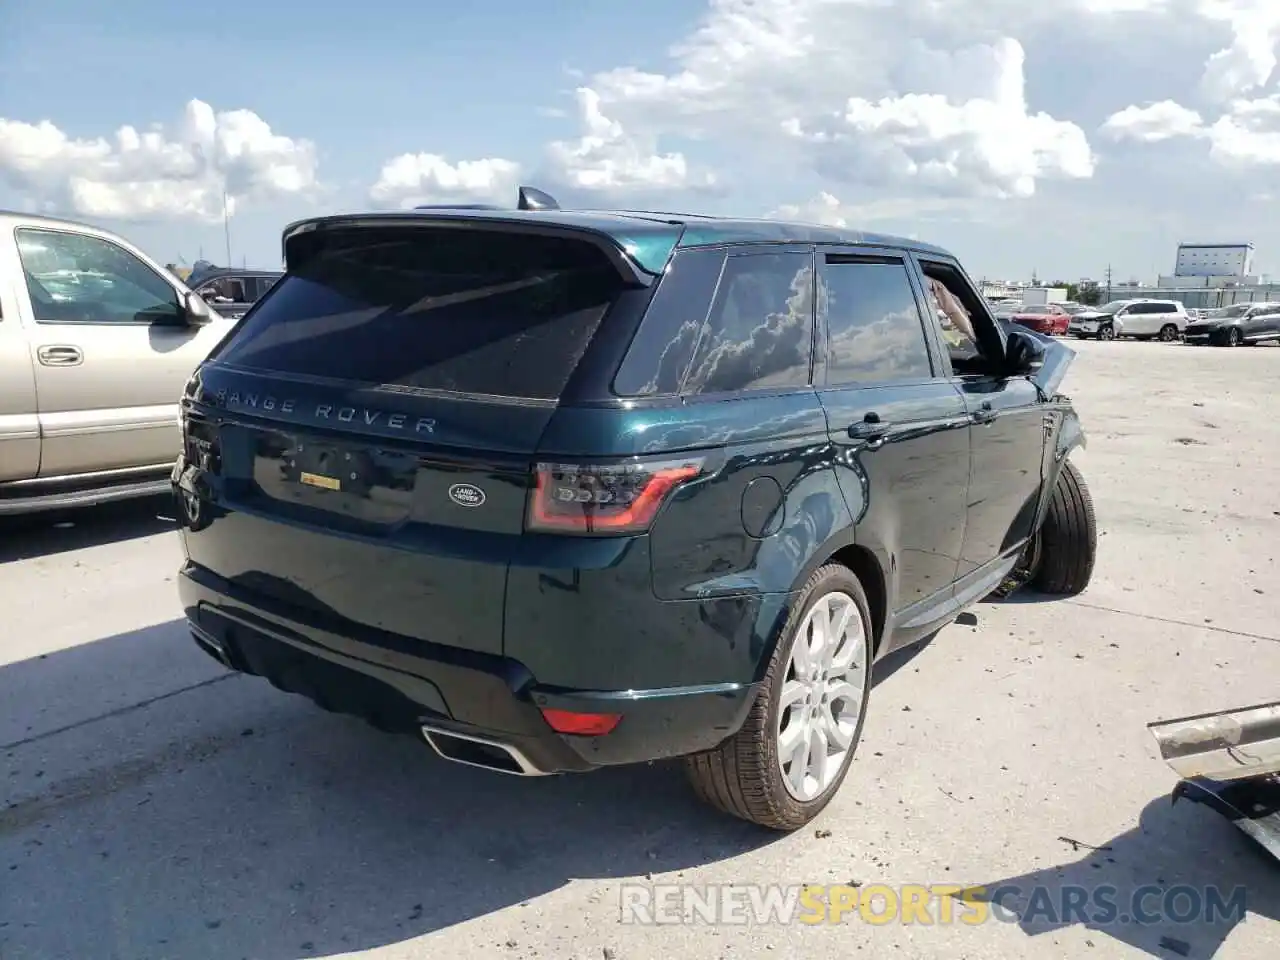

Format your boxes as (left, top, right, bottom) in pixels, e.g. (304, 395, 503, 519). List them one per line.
(1226, 327, 1242, 346)
(1098, 324, 1115, 341)
(684, 564, 873, 831)
(1158, 324, 1178, 342)
(1032, 458, 1097, 596)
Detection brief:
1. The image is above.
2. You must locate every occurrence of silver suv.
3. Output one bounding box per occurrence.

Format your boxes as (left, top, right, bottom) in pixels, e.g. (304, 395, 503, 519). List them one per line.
(0, 212, 237, 515)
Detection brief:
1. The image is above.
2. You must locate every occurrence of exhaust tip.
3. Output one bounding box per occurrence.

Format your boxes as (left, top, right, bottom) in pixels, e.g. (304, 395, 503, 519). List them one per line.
(420, 725, 548, 777)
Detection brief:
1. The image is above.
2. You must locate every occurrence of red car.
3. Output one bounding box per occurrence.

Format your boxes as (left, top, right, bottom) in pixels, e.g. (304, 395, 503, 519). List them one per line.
(1010, 303, 1069, 336)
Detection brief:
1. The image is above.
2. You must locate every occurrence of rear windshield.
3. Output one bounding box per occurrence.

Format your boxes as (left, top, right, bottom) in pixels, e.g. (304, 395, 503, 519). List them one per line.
(212, 226, 626, 400)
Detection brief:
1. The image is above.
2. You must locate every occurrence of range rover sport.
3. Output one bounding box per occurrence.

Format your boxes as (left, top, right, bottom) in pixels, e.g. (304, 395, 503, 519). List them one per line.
(173, 187, 1097, 830)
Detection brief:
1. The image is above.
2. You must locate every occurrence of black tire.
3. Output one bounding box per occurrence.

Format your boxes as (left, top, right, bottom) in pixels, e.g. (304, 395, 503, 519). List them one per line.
(1226, 327, 1242, 346)
(683, 564, 874, 831)
(1032, 458, 1097, 596)
(1158, 324, 1178, 342)
(1098, 324, 1115, 341)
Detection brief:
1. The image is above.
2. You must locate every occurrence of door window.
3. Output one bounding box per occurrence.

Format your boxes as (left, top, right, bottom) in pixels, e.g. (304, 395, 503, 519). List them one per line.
(822, 256, 933, 385)
(682, 251, 814, 395)
(919, 261, 1002, 377)
(196, 276, 249, 304)
(16, 228, 180, 324)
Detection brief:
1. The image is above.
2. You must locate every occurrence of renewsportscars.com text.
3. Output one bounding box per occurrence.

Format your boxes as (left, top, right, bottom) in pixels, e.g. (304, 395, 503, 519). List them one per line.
(619, 882, 1248, 927)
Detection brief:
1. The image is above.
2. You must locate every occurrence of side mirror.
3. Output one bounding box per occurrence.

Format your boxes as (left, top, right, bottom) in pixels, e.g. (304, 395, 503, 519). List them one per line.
(1005, 328, 1046, 376)
(182, 290, 215, 326)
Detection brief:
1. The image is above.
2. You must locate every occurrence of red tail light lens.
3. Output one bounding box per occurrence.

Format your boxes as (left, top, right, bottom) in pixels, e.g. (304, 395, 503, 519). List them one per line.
(540, 707, 622, 736)
(526, 456, 705, 535)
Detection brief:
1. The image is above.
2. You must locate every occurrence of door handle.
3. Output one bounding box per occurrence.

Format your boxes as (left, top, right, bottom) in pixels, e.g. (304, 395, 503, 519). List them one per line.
(848, 414, 892, 446)
(971, 402, 997, 425)
(37, 345, 84, 366)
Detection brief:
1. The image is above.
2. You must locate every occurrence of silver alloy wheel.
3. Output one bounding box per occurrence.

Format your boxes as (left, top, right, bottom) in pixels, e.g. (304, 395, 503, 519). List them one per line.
(775, 590, 869, 802)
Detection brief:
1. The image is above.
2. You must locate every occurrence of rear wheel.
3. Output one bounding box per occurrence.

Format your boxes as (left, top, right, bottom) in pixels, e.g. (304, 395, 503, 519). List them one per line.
(1098, 324, 1115, 341)
(684, 564, 873, 831)
(1032, 458, 1097, 596)
(1158, 323, 1179, 342)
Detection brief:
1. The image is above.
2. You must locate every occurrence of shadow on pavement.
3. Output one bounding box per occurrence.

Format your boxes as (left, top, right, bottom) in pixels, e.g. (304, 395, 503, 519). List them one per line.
(0, 619, 783, 960)
(964, 792, 1280, 958)
(0, 495, 177, 564)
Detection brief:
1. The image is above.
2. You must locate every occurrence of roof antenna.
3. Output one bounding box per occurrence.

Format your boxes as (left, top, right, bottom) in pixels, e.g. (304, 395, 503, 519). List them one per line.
(517, 186, 560, 211)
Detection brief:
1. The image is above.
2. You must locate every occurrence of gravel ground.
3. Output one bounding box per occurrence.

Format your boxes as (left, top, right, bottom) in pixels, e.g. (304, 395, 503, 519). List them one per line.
(2, 338, 1278, 960)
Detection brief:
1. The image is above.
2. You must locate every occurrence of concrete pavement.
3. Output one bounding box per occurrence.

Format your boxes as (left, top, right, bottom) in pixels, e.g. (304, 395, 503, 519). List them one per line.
(2, 338, 1278, 959)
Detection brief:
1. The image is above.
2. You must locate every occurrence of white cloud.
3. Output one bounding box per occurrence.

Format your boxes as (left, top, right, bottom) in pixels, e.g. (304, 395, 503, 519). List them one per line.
(1103, 95, 1280, 164)
(546, 88, 715, 193)
(0, 99, 317, 222)
(820, 40, 1094, 199)
(1194, 0, 1280, 101)
(1102, 100, 1206, 141)
(767, 191, 967, 227)
(368, 153, 521, 209)
(550, 0, 1097, 203)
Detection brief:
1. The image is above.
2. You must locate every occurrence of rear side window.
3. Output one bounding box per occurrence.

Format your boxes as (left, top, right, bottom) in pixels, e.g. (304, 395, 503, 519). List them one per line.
(213, 227, 626, 400)
(682, 251, 814, 395)
(823, 257, 933, 385)
(613, 247, 724, 397)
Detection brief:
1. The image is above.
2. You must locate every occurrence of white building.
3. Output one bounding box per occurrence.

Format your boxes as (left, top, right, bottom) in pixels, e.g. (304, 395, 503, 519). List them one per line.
(1174, 243, 1254, 278)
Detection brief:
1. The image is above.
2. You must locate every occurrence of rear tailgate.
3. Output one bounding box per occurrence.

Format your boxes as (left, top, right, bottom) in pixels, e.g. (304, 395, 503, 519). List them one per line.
(180, 219, 660, 655)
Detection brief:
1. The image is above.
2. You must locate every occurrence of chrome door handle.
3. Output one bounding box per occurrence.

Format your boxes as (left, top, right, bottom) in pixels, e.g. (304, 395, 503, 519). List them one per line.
(37, 345, 84, 366)
(971, 401, 997, 424)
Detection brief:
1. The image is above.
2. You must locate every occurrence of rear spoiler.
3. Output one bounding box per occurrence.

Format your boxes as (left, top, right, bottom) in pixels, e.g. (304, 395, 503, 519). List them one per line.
(282, 186, 674, 285)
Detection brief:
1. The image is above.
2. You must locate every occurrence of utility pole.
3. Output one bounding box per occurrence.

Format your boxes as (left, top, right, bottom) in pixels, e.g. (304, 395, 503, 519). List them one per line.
(1105, 263, 1113, 302)
(222, 188, 232, 267)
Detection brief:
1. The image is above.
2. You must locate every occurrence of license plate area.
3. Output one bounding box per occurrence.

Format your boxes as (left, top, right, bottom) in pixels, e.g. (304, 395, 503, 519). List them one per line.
(248, 429, 418, 526)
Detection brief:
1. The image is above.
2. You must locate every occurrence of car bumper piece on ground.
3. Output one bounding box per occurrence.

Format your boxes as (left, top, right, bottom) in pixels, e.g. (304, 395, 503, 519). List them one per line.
(1150, 700, 1280, 861)
(1172, 776, 1280, 863)
(179, 562, 760, 775)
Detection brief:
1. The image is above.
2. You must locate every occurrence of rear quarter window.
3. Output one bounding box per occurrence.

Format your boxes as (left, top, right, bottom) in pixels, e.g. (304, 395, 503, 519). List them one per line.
(612, 247, 725, 397)
(680, 251, 815, 396)
(212, 227, 627, 401)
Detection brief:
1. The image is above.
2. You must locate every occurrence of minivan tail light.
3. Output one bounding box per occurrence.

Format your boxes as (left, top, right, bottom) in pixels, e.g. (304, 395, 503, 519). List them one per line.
(526, 456, 705, 535)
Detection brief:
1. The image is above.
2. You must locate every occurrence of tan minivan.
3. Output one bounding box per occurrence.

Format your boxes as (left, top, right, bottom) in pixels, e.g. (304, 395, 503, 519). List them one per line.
(0, 212, 238, 514)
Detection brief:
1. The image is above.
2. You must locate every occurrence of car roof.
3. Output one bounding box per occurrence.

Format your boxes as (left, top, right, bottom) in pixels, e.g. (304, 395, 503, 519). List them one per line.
(284, 206, 956, 266)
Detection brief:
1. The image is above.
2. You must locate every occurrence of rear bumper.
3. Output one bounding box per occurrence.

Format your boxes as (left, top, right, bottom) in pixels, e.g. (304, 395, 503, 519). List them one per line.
(179, 562, 760, 772)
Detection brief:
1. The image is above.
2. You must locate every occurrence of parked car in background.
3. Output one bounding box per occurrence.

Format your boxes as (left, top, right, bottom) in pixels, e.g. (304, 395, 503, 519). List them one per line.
(187, 267, 283, 320)
(172, 187, 1096, 831)
(990, 301, 1021, 319)
(0, 212, 235, 515)
(1068, 298, 1187, 341)
(1184, 302, 1280, 346)
(1010, 303, 1070, 337)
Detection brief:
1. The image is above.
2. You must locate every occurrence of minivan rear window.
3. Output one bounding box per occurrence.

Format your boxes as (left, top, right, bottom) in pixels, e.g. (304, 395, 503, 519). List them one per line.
(213, 226, 627, 400)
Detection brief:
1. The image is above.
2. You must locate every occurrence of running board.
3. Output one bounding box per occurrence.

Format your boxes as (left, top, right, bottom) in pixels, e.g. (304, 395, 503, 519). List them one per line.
(1148, 700, 1280, 782)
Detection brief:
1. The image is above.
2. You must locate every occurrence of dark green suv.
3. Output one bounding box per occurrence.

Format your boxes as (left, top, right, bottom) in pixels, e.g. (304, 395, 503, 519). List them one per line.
(172, 187, 1096, 830)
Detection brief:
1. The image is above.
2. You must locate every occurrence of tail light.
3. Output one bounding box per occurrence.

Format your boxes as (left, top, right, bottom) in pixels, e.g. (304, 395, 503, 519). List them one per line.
(526, 455, 705, 535)
(540, 707, 622, 736)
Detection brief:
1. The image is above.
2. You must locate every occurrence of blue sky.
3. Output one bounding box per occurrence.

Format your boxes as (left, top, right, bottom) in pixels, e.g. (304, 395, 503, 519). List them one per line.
(3, 0, 1280, 282)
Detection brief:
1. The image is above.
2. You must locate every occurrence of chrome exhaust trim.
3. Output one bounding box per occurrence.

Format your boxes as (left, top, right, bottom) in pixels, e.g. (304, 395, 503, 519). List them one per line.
(190, 623, 232, 668)
(420, 723, 550, 777)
